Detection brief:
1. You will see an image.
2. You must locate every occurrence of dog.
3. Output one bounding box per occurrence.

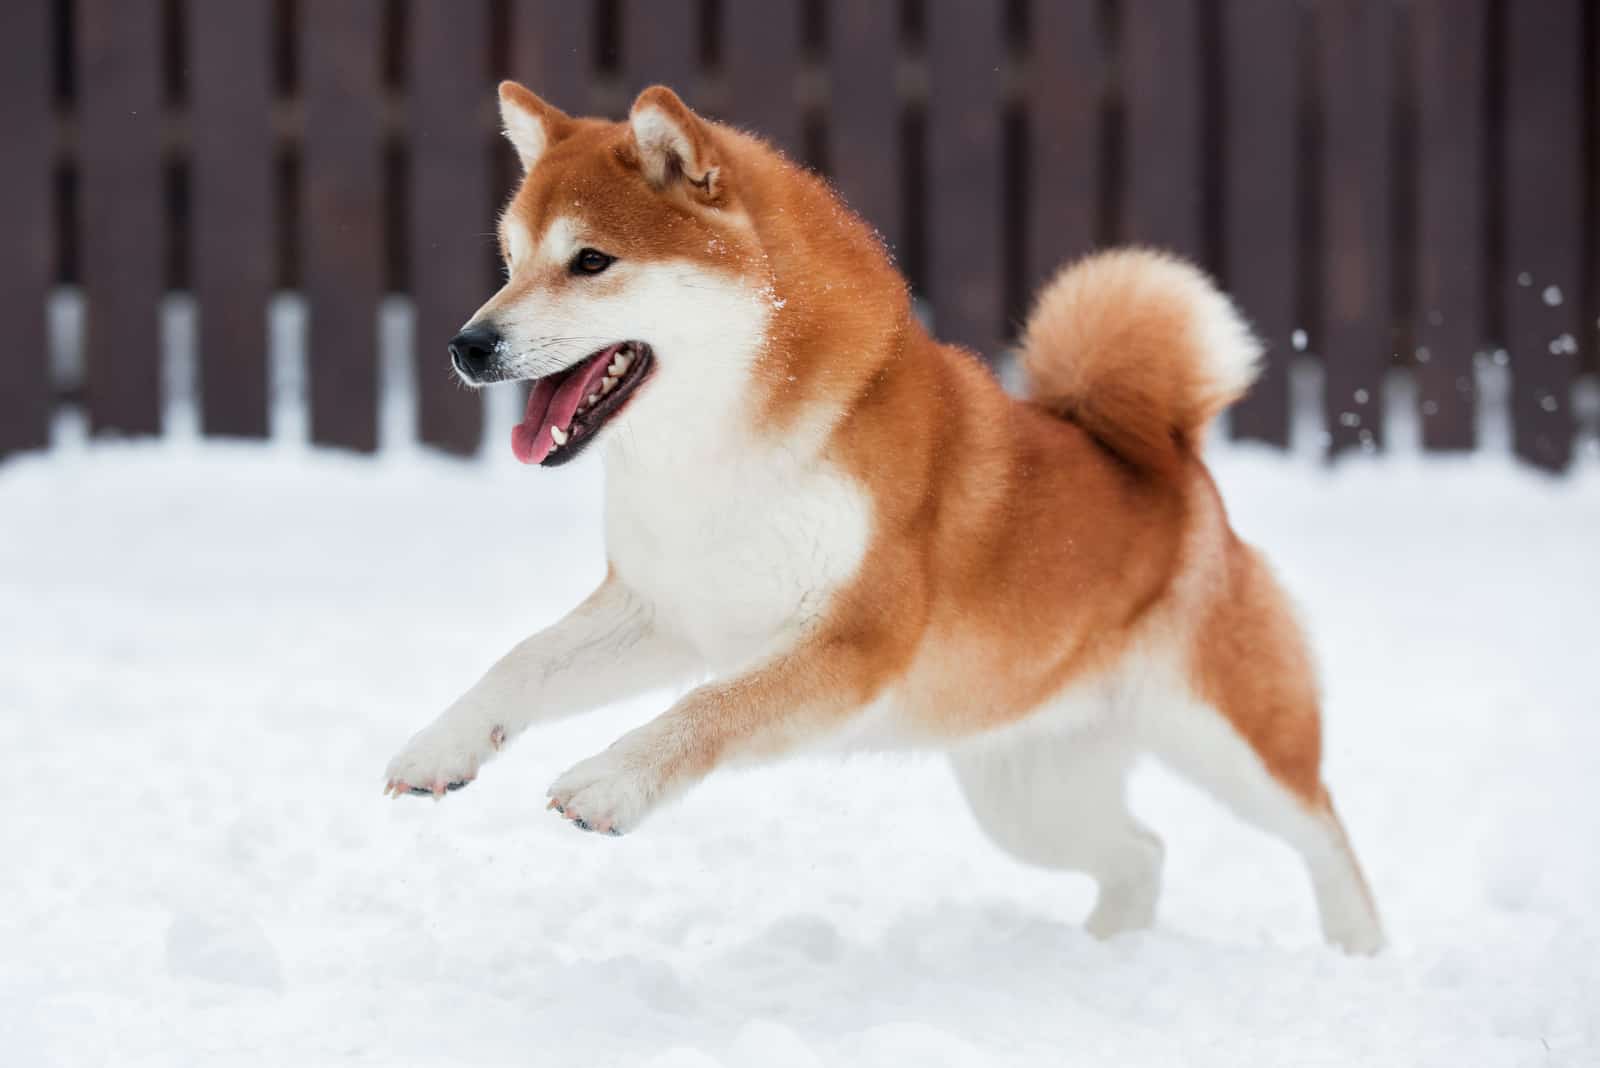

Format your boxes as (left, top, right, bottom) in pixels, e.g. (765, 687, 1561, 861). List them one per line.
(383, 81, 1384, 953)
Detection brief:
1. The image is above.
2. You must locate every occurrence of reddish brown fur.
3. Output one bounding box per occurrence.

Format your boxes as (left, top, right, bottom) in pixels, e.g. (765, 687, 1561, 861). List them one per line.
(1188, 480, 1326, 802)
(1018, 249, 1258, 474)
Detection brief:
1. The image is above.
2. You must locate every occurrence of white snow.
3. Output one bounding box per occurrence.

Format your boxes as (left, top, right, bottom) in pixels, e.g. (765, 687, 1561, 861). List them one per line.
(3, 421, 1598, 1066)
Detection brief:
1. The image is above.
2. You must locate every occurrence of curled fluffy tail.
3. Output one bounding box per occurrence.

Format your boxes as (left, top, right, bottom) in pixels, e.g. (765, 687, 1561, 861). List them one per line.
(1019, 248, 1261, 473)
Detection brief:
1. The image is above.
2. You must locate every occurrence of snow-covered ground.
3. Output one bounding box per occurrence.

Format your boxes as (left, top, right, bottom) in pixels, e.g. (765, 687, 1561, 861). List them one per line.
(3, 407, 1598, 1066)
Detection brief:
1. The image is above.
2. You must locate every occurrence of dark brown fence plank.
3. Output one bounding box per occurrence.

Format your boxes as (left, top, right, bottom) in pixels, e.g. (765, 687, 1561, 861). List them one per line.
(1317, 0, 1394, 456)
(0, 0, 54, 456)
(722, 0, 803, 159)
(827, 2, 899, 255)
(1221, 0, 1297, 445)
(1593, 0, 1600, 385)
(301, 0, 383, 452)
(1504, 0, 1583, 470)
(1594, 0, 1600, 386)
(1414, 0, 1486, 452)
(410, 0, 490, 455)
(1121, 0, 1203, 260)
(925, 0, 1004, 357)
(78, 0, 164, 437)
(1027, 0, 1102, 296)
(621, 0, 697, 104)
(512, 0, 592, 113)
(190, 0, 273, 439)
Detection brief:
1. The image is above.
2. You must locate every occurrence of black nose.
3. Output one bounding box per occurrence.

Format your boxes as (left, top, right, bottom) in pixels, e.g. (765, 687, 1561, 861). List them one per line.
(448, 324, 500, 380)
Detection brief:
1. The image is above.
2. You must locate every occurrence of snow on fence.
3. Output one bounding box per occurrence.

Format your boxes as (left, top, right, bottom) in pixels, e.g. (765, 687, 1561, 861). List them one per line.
(0, 0, 1596, 468)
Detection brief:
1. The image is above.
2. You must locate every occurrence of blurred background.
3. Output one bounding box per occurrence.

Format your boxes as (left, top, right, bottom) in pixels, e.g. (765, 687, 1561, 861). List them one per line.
(1, 0, 1597, 471)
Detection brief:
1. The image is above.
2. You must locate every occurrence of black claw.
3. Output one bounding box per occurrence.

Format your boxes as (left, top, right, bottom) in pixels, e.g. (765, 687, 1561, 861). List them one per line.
(407, 786, 432, 797)
(572, 817, 591, 832)
(607, 827, 622, 837)
(551, 801, 565, 814)
(445, 780, 469, 792)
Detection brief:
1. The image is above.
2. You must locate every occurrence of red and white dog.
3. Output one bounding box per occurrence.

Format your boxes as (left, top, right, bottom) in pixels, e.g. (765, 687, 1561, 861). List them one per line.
(383, 82, 1383, 953)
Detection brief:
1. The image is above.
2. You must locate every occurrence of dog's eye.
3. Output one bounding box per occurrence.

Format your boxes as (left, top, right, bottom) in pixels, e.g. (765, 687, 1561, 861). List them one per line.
(570, 248, 615, 276)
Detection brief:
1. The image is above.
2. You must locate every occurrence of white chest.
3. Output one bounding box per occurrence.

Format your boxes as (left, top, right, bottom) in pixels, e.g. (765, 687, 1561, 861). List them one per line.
(603, 443, 872, 669)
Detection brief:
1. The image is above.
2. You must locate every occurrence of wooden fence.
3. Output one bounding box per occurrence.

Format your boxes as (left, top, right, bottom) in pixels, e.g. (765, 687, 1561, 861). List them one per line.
(0, 0, 1596, 468)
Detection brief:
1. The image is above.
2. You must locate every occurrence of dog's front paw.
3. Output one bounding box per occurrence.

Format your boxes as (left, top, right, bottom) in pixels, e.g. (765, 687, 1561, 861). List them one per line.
(546, 743, 662, 836)
(384, 718, 507, 799)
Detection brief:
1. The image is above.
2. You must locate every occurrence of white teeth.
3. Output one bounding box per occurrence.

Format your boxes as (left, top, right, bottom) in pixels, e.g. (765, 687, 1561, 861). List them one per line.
(549, 425, 568, 446)
(601, 376, 616, 394)
(587, 393, 600, 405)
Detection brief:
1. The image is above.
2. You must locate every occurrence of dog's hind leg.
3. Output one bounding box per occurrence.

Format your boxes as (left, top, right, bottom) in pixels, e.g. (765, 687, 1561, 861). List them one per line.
(1146, 544, 1384, 953)
(1142, 701, 1385, 955)
(950, 728, 1164, 938)
(1152, 546, 1388, 952)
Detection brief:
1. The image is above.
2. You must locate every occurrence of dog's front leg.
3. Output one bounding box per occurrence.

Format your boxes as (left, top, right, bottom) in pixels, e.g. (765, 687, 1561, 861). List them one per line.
(384, 575, 697, 798)
(547, 629, 885, 834)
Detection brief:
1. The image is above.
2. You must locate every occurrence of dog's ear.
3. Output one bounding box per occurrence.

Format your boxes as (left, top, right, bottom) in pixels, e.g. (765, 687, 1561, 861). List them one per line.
(499, 81, 571, 172)
(628, 86, 722, 202)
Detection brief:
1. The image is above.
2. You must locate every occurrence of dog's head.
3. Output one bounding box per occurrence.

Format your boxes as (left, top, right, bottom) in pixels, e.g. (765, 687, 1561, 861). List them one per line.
(454, 82, 772, 466)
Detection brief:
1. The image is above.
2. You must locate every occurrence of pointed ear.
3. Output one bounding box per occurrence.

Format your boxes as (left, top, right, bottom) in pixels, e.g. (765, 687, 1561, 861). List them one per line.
(498, 80, 570, 172)
(628, 86, 721, 201)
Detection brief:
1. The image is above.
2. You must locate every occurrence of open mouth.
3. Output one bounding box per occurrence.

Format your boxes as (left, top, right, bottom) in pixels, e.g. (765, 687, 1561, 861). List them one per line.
(511, 341, 654, 466)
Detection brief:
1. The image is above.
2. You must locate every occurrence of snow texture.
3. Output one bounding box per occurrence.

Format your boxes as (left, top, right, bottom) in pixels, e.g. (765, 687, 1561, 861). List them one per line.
(2, 420, 1597, 1066)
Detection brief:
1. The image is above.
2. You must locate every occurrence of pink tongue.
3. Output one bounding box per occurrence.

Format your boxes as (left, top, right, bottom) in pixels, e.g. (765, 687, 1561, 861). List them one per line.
(510, 344, 625, 465)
